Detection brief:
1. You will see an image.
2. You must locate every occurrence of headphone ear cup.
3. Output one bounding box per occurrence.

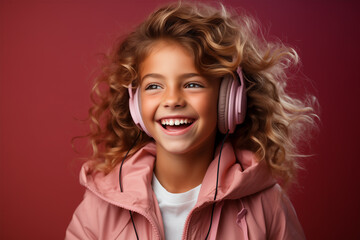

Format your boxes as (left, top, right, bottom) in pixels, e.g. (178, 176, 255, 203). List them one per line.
(218, 67, 247, 134)
(235, 67, 247, 125)
(128, 86, 152, 137)
(218, 76, 232, 134)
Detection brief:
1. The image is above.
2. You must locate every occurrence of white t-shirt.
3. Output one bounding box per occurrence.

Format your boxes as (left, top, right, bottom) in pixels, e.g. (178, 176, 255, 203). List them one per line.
(152, 174, 201, 240)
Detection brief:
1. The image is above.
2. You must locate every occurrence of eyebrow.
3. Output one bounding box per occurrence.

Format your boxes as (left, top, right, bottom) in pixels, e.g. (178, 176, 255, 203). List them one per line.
(141, 73, 201, 82)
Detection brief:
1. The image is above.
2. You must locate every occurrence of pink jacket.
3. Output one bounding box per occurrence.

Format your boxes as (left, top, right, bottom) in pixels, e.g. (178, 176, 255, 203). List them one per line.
(66, 142, 305, 239)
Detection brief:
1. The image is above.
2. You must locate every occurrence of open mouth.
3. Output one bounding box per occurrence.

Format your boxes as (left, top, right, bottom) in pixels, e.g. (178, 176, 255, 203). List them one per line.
(159, 118, 195, 131)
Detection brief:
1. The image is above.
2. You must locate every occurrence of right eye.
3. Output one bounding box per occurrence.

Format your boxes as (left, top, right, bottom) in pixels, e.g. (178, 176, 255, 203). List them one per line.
(145, 84, 161, 90)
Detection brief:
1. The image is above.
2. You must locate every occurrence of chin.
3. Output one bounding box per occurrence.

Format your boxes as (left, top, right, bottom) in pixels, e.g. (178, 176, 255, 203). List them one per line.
(158, 141, 195, 155)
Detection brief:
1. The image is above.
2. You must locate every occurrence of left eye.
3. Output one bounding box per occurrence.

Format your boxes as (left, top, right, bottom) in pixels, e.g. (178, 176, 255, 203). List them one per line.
(145, 84, 161, 90)
(185, 83, 203, 88)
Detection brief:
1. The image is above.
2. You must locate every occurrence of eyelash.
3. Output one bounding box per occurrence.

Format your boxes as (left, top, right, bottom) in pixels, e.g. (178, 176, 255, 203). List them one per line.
(145, 84, 161, 90)
(184, 82, 203, 88)
(144, 82, 204, 90)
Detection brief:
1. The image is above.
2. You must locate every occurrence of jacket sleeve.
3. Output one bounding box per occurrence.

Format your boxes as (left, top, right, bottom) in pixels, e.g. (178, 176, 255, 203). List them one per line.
(268, 185, 306, 240)
(65, 190, 100, 240)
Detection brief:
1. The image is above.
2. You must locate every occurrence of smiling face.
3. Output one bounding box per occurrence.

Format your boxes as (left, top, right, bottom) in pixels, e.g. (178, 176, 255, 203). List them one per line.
(139, 40, 220, 157)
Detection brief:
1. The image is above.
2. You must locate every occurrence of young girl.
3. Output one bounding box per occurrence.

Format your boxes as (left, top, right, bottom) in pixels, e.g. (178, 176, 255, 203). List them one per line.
(66, 2, 316, 239)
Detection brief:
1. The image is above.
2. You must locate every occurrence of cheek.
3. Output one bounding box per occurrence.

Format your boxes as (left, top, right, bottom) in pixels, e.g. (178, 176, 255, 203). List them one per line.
(140, 94, 156, 122)
(192, 92, 218, 124)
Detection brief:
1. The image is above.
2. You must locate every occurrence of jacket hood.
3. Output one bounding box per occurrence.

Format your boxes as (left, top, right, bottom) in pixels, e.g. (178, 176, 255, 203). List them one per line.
(79, 141, 276, 211)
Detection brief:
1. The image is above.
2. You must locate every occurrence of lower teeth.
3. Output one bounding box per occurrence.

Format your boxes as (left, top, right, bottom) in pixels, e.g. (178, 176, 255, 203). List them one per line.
(162, 124, 191, 129)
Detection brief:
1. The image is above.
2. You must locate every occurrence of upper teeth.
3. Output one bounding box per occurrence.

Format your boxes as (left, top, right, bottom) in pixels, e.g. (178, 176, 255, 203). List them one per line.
(161, 119, 193, 126)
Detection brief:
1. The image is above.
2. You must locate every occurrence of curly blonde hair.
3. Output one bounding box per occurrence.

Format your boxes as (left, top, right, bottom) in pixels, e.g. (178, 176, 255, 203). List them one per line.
(85, 1, 317, 187)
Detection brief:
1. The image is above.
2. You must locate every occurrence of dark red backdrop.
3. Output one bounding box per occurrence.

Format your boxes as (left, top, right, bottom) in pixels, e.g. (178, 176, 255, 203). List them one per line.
(1, 0, 359, 239)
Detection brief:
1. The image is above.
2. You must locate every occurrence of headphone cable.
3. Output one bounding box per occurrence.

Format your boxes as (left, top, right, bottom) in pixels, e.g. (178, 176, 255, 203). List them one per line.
(119, 132, 141, 240)
(204, 130, 229, 240)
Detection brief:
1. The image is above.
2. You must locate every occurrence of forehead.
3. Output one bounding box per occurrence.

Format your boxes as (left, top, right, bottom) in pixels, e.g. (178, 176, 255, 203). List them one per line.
(139, 40, 198, 79)
(146, 39, 193, 58)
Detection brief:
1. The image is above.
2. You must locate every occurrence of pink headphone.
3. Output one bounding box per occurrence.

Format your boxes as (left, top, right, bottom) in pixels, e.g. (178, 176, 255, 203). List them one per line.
(128, 67, 247, 137)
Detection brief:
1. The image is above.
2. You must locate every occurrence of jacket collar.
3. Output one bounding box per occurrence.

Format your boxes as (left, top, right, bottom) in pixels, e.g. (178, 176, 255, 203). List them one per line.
(197, 142, 276, 205)
(80, 143, 158, 212)
(80, 141, 276, 211)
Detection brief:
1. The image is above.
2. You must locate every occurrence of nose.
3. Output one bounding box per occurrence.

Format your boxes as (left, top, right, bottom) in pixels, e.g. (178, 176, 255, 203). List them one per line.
(162, 85, 185, 109)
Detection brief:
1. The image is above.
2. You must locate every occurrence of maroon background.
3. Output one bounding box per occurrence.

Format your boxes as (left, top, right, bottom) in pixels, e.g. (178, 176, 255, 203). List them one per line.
(1, 0, 359, 239)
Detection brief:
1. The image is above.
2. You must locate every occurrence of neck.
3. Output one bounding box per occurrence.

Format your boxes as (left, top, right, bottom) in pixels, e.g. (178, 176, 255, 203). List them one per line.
(154, 137, 216, 193)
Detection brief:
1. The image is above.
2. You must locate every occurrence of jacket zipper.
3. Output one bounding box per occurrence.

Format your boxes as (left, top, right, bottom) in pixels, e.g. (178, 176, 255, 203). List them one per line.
(181, 201, 216, 240)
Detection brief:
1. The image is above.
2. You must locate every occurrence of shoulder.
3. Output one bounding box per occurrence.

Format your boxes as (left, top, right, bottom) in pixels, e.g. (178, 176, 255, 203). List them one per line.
(241, 184, 306, 239)
(76, 190, 116, 216)
(77, 189, 131, 227)
(65, 190, 130, 240)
